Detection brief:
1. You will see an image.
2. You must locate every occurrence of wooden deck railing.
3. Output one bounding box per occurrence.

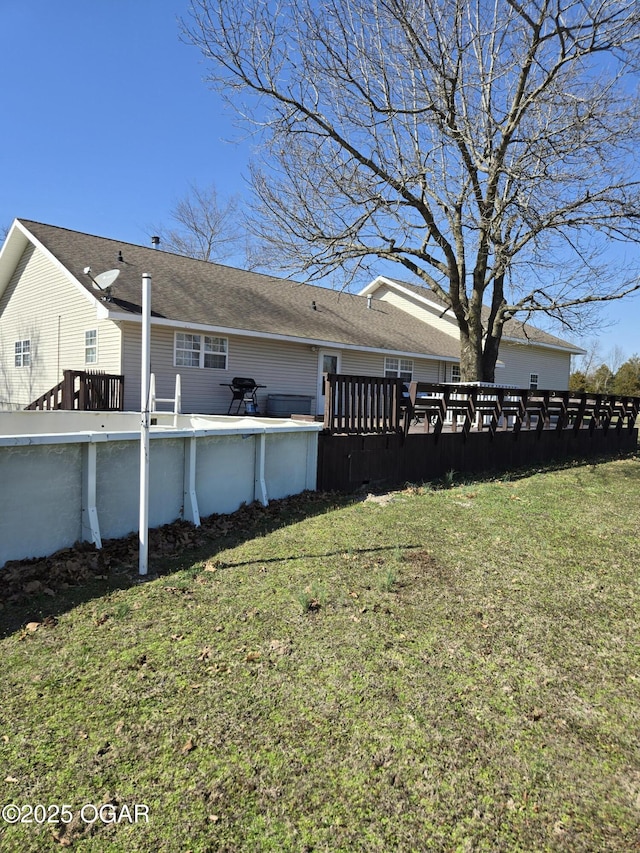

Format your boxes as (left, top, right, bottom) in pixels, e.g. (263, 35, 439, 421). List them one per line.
(26, 370, 125, 411)
(407, 383, 640, 437)
(323, 374, 406, 434)
(323, 375, 640, 436)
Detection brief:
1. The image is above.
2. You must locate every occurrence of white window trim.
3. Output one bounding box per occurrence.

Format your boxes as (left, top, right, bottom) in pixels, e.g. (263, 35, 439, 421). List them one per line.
(451, 364, 461, 382)
(530, 373, 539, 390)
(384, 356, 413, 381)
(14, 339, 31, 368)
(174, 332, 228, 370)
(85, 329, 98, 365)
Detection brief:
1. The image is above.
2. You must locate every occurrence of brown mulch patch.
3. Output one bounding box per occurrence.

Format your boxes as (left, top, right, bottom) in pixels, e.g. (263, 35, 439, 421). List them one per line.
(0, 491, 336, 608)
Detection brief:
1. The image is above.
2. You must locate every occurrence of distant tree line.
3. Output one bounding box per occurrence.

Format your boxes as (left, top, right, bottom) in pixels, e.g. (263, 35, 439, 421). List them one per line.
(570, 355, 640, 396)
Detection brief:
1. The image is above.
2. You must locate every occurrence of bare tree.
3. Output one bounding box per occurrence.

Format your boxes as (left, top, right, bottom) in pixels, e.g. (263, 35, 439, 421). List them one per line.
(606, 344, 627, 377)
(150, 182, 244, 263)
(572, 338, 602, 379)
(183, 0, 640, 381)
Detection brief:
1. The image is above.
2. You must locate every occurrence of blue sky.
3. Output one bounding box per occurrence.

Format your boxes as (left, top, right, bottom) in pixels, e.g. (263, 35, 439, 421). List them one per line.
(1, 0, 638, 365)
(0, 0, 250, 236)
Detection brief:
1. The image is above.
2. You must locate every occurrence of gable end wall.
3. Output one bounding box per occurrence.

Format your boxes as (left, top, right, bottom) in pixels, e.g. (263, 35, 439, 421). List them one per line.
(0, 244, 122, 409)
(375, 285, 571, 389)
(374, 285, 460, 338)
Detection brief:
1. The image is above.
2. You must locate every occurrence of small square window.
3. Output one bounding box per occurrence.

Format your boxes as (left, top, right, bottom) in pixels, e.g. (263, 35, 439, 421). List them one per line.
(175, 333, 201, 367)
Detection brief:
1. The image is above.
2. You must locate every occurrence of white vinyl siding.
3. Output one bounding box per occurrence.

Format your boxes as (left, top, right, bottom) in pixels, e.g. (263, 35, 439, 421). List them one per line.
(0, 244, 122, 409)
(121, 324, 448, 415)
(373, 285, 460, 339)
(498, 342, 571, 389)
(119, 324, 569, 416)
(123, 325, 320, 413)
(339, 350, 441, 382)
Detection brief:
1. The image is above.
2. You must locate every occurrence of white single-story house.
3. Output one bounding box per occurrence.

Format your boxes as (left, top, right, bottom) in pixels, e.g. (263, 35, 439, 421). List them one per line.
(0, 219, 583, 414)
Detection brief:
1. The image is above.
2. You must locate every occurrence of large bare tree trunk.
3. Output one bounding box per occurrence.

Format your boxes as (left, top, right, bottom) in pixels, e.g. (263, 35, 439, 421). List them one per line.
(458, 297, 485, 381)
(459, 334, 484, 383)
(481, 335, 502, 384)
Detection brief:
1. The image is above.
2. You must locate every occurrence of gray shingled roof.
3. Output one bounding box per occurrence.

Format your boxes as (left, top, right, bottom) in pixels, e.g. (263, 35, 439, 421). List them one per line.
(380, 277, 581, 352)
(21, 220, 461, 359)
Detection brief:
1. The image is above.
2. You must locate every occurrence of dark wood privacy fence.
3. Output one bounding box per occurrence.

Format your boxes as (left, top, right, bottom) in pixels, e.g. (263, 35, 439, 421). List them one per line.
(319, 375, 639, 491)
(26, 370, 125, 411)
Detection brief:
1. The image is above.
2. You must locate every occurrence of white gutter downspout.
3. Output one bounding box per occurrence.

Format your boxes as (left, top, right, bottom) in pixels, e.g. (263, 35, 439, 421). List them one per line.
(139, 273, 151, 575)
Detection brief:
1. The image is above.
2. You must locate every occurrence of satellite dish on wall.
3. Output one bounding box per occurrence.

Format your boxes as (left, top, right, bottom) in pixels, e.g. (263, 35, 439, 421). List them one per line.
(92, 269, 120, 291)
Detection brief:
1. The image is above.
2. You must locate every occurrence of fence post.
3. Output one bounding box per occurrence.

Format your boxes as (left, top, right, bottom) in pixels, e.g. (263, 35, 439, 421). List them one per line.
(62, 370, 73, 409)
(77, 372, 87, 410)
(323, 373, 334, 430)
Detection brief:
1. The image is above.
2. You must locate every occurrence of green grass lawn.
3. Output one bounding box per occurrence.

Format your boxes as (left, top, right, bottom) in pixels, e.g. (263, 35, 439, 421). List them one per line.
(1, 457, 639, 852)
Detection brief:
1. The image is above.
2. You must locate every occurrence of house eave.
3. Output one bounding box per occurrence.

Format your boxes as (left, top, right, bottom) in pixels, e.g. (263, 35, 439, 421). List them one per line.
(501, 335, 586, 356)
(360, 275, 450, 316)
(362, 275, 584, 356)
(104, 308, 460, 363)
(0, 221, 30, 301)
(0, 219, 101, 311)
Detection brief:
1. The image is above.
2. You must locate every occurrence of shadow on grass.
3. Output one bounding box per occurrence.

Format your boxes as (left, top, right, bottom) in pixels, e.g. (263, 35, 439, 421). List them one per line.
(210, 543, 422, 571)
(432, 448, 640, 489)
(2, 450, 638, 638)
(0, 490, 362, 638)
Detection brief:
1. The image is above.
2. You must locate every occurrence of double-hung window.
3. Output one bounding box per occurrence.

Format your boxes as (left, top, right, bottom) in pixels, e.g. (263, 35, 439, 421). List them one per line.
(14, 339, 30, 367)
(175, 332, 227, 369)
(530, 373, 539, 390)
(85, 329, 97, 364)
(384, 357, 413, 381)
(451, 364, 461, 383)
(203, 336, 227, 369)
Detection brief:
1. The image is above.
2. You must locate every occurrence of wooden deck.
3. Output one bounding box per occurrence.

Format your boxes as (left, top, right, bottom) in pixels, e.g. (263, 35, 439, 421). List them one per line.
(323, 375, 640, 437)
(26, 370, 125, 411)
(319, 375, 639, 491)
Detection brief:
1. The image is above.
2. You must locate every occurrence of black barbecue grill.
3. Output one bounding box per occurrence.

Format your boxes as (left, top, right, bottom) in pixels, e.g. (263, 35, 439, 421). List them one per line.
(221, 377, 266, 415)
